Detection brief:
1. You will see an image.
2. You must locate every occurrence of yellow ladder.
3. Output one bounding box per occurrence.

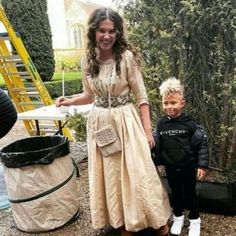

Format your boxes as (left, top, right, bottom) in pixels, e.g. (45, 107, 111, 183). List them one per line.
(0, 5, 73, 140)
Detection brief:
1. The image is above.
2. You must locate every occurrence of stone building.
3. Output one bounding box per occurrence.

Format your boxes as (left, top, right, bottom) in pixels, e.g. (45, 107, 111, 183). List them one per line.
(47, 0, 113, 71)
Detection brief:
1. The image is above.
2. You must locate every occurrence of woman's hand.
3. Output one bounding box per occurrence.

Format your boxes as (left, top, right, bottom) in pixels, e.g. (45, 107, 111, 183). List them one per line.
(55, 96, 72, 107)
(56, 94, 94, 107)
(144, 128, 155, 149)
(145, 129, 155, 149)
(139, 104, 155, 149)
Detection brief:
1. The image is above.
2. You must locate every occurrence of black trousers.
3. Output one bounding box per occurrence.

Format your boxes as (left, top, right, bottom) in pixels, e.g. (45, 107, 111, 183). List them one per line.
(166, 164, 199, 219)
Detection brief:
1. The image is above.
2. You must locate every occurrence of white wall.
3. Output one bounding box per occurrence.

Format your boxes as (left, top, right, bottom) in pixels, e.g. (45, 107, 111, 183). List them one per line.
(47, 0, 69, 49)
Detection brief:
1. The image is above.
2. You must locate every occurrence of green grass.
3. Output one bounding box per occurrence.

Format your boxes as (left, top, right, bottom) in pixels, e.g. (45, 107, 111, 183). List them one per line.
(52, 71, 82, 81)
(0, 71, 82, 88)
(0, 74, 4, 87)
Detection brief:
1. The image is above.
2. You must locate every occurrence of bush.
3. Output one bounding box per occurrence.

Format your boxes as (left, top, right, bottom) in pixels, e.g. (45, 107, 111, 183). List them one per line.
(66, 112, 87, 142)
(2, 0, 55, 81)
(45, 78, 83, 99)
(124, 0, 236, 169)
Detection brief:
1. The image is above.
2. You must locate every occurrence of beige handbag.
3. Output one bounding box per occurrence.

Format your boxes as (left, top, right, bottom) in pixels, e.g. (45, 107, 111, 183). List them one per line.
(94, 63, 122, 157)
(94, 124, 121, 157)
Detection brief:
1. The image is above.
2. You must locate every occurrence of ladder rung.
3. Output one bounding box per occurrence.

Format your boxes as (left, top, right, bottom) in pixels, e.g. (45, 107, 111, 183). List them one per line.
(18, 102, 44, 106)
(11, 87, 37, 92)
(31, 128, 58, 134)
(0, 32, 8, 37)
(21, 76, 32, 80)
(19, 91, 40, 96)
(0, 36, 10, 40)
(0, 32, 9, 40)
(0, 55, 22, 62)
(0, 64, 24, 69)
(38, 123, 57, 127)
(18, 93, 40, 98)
(2, 71, 29, 76)
(15, 63, 25, 67)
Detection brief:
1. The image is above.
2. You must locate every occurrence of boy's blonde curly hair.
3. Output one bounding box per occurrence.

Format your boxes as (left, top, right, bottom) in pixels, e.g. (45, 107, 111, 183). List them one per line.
(159, 77, 184, 97)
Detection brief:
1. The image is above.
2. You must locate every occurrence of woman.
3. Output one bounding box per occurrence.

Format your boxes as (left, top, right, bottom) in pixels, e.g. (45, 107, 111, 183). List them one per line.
(56, 7, 170, 236)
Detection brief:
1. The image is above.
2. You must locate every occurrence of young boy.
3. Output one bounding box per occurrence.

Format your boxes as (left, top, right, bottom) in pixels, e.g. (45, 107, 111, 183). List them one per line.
(153, 77, 209, 236)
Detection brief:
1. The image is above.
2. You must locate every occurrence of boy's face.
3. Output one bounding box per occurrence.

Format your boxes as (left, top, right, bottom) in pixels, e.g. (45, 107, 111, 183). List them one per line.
(162, 92, 185, 119)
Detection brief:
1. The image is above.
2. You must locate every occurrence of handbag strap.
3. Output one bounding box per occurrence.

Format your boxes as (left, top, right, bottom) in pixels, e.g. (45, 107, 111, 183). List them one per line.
(91, 62, 115, 125)
(108, 63, 115, 124)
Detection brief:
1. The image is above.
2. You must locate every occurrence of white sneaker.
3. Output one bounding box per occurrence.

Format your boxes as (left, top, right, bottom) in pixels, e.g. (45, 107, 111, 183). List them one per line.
(170, 215, 184, 235)
(188, 218, 201, 236)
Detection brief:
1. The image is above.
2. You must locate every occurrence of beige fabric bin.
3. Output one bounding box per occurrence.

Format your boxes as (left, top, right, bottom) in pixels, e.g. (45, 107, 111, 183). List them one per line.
(0, 136, 80, 232)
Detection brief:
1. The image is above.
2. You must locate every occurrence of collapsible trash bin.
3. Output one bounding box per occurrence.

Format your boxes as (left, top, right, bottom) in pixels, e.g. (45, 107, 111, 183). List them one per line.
(0, 135, 80, 233)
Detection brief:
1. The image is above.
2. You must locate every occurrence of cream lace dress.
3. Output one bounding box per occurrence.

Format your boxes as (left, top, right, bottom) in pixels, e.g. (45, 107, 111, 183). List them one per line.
(83, 50, 171, 232)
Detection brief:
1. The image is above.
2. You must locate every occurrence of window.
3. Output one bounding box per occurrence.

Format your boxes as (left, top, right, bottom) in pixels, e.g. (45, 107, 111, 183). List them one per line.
(70, 25, 83, 48)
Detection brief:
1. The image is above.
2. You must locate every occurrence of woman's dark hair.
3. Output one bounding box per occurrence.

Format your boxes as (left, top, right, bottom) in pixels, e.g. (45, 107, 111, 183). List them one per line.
(86, 7, 140, 77)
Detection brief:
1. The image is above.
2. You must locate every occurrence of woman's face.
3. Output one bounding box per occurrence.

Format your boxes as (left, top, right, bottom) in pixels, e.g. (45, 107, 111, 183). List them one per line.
(95, 19, 117, 55)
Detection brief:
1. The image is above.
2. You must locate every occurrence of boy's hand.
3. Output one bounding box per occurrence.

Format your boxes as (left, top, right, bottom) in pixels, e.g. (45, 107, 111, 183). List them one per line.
(197, 168, 206, 179)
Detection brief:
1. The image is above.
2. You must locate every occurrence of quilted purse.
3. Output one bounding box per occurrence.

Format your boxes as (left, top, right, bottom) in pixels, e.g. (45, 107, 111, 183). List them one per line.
(94, 63, 121, 157)
(94, 125, 121, 157)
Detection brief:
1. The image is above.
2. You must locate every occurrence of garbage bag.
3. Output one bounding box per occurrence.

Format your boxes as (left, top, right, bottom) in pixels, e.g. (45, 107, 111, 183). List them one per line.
(0, 135, 70, 168)
(196, 180, 236, 215)
(162, 177, 236, 216)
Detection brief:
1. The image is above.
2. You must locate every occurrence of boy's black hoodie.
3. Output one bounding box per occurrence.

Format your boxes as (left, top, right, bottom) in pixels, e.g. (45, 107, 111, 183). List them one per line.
(154, 113, 208, 168)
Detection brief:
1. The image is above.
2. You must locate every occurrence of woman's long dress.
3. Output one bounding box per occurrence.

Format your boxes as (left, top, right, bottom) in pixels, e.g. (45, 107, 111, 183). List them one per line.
(83, 50, 171, 232)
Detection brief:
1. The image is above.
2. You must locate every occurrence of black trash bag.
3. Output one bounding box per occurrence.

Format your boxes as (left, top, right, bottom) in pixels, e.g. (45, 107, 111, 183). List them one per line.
(162, 177, 236, 216)
(233, 182, 236, 213)
(0, 135, 70, 168)
(0, 89, 17, 139)
(196, 181, 236, 216)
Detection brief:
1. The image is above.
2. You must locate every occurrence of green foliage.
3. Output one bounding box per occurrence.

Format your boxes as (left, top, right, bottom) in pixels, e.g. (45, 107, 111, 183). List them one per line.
(66, 112, 87, 142)
(0, 71, 83, 96)
(54, 49, 85, 72)
(0, 75, 6, 89)
(52, 71, 82, 81)
(142, 66, 163, 125)
(1, 0, 55, 81)
(45, 78, 83, 99)
(211, 168, 236, 184)
(124, 0, 236, 168)
(59, 59, 82, 72)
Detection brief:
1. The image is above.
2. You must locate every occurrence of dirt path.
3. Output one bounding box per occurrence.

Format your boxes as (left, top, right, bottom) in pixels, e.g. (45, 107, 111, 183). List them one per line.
(0, 121, 29, 148)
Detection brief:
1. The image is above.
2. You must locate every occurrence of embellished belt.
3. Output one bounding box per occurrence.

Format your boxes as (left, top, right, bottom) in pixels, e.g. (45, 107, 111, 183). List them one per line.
(94, 94, 130, 108)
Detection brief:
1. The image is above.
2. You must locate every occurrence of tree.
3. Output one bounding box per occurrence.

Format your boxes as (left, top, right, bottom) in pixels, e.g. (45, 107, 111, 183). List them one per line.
(1, 0, 55, 81)
(123, 0, 236, 168)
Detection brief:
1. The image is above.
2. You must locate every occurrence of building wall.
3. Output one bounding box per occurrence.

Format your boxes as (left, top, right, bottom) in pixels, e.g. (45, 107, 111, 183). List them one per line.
(47, 0, 69, 49)
(47, 0, 100, 71)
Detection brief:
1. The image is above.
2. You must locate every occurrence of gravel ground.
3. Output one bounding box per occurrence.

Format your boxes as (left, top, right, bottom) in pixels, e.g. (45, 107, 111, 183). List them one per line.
(0, 121, 236, 236)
